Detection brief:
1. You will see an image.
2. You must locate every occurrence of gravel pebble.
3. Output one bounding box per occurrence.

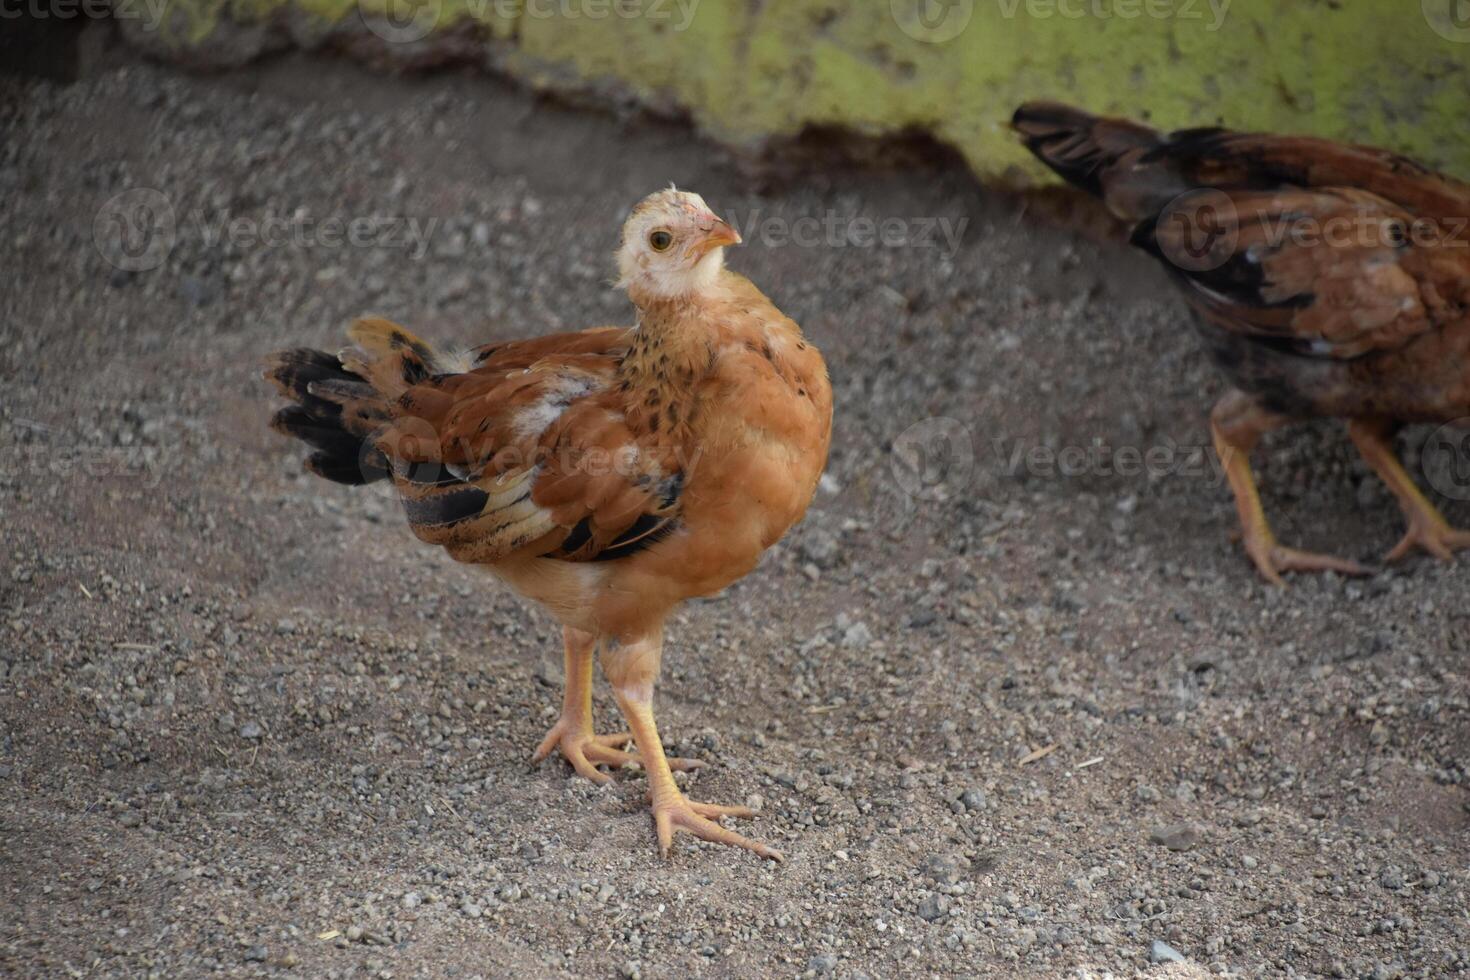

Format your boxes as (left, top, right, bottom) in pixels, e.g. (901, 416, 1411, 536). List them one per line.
(1149, 940, 1185, 964)
(1150, 823, 1200, 852)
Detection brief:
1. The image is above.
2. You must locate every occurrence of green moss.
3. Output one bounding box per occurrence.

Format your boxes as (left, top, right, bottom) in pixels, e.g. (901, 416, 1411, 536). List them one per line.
(140, 0, 1470, 179)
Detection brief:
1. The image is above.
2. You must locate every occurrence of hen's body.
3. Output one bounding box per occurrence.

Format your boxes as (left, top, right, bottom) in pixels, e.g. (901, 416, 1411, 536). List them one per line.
(1014, 102, 1470, 583)
(267, 191, 831, 859)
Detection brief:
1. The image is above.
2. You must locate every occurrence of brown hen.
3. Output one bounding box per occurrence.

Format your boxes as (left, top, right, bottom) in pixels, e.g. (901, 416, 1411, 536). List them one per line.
(266, 189, 832, 859)
(1014, 102, 1470, 585)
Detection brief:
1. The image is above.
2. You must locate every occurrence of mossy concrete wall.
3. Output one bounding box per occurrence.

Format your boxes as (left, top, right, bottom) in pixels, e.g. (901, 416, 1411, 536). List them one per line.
(120, 0, 1470, 182)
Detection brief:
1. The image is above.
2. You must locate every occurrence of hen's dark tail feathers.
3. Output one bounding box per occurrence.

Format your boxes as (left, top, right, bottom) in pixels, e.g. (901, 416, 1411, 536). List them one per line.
(1011, 102, 1163, 199)
(263, 348, 391, 486)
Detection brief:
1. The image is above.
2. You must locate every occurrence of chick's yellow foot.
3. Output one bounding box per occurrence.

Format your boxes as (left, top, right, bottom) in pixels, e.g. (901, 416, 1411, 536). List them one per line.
(531, 721, 704, 785)
(653, 793, 783, 862)
(1241, 533, 1371, 588)
(1386, 513, 1470, 563)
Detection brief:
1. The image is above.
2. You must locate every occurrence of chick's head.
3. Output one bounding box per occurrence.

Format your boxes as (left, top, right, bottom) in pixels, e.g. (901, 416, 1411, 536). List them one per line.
(616, 188, 741, 301)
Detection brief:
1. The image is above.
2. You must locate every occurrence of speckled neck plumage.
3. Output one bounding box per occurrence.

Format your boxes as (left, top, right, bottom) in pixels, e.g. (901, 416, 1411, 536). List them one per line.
(620, 291, 715, 442)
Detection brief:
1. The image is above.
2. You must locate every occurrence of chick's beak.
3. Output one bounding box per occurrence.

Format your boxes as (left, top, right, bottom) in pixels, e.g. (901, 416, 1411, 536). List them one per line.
(691, 217, 742, 258)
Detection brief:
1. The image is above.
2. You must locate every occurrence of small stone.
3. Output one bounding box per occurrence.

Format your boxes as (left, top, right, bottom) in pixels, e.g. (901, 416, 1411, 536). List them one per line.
(807, 953, 837, 973)
(1379, 867, 1405, 890)
(916, 893, 950, 921)
(462, 902, 482, 919)
(244, 946, 267, 962)
(841, 621, 873, 650)
(798, 529, 842, 569)
(1149, 823, 1199, 852)
(960, 788, 987, 811)
(402, 891, 422, 908)
(1149, 940, 1185, 964)
(239, 721, 263, 740)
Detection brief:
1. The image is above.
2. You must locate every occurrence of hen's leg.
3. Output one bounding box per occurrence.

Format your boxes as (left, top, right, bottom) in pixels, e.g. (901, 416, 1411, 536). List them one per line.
(602, 633, 782, 862)
(532, 626, 703, 784)
(1347, 419, 1470, 562)
(1211, 390, 1369, 586)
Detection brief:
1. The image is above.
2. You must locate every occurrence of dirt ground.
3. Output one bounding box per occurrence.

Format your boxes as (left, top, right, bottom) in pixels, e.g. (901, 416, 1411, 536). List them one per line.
(3, 38, 1469, 980)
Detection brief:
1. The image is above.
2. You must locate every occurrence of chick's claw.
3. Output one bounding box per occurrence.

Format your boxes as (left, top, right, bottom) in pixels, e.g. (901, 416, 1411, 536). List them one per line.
(1387, 516, 1470, 564)
(531, 725, 704, 784)
(653, 796, 782, 862)
(1244, 540, 1371, 588)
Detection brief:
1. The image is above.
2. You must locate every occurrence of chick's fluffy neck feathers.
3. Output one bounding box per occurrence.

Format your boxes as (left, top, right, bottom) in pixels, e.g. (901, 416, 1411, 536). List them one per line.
(618, 272, 727, 441)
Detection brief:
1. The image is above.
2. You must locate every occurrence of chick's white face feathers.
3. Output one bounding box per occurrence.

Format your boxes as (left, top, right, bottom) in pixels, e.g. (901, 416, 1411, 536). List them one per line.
(616, 189, 742, 302)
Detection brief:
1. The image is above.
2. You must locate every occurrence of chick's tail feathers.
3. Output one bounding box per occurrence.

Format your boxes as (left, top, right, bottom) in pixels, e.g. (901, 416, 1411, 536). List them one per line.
(264, 318, 460, 486)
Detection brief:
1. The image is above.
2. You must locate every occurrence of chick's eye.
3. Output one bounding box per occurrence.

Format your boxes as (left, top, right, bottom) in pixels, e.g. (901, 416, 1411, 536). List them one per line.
(649, 230, 673, 252)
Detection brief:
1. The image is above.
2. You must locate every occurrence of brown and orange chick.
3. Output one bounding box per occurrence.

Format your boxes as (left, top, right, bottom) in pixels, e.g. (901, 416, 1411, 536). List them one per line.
(265, 189, 832, 860)
(1014, 102, 1470, 586)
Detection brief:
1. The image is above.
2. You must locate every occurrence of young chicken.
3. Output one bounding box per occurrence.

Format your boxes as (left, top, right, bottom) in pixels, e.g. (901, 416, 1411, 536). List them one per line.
(1013, 102, 1470, 585)
(265, 189, 832, 860)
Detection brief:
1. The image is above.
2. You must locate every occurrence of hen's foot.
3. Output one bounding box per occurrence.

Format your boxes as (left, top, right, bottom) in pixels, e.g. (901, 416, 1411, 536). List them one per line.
(1387, 512, 1470, 563)
(652, 793, 783, 862)
(1212, 396, 1368, 587)
(531, 722, 703, 785)
(1347, 420, 1470, 565)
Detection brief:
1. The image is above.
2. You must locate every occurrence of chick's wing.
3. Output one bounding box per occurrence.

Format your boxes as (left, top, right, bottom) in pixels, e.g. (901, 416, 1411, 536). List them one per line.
(360, 321, 687, 564)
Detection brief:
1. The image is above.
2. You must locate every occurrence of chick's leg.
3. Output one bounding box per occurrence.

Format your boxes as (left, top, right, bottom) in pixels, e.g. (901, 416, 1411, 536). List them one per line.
(1211, 391, 1369, 587)
(532, 626, 703, 784)
(1347, 419, 1470, 562)
(602, 633, 782, 862)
